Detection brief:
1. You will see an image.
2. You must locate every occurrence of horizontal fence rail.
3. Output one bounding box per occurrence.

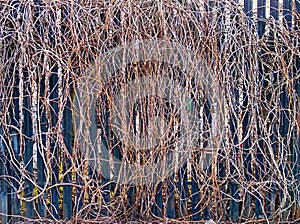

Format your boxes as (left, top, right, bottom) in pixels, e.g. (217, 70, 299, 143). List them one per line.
(0, 0, 300, 223)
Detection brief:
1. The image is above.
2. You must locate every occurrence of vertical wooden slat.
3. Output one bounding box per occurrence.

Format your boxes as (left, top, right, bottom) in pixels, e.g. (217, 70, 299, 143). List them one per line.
(283, 0, 292, 28)
(178, 163, 188, 218)
(191, 164, 201, 221)
(62, 76, 73, 220)
(49, 69, 60, 219)
(191, 100, 202, 221)
(228, 4, 241, 219)
(166, 178, 175, 219)
(229, 90, 240, 222)
(270, 0, 279, 20)
(255, 0, 267, 219)
(10, 71, 21, 222)
(153, 182, 163, 217)
(88, 104, 99, 219)
(295, 1, 300, 219)
(23, 70, 34, 219)
(241, 0, 254, 220)
(165, 99, 176, 219)
(281, 0, 292, 220)
(100, 92, 111, 215)
(34, 0, 47, 218)
(37, 73, 47, 218)
(257, 0, 266, 37)
(244, 0, 253, 19)
(265, 0, 279, 218)
(61, 6, 73, 218)
(203, 97, 212, 220)
(0, 125, 8, 224)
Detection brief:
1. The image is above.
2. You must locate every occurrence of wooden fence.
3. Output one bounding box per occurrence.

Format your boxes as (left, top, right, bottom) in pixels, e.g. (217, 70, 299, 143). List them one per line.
(0, 0, 300, 223)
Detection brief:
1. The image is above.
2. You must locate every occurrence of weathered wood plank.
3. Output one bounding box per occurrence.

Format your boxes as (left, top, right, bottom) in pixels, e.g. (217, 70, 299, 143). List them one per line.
(34, 0, 47, 218)
(49, 69, 60, 219)
(100, 92, 111, 215)
(0, 125, 8, 224)
(23, 70, 34, 219)
(9, 70, 21, 222)
(62, 77, 74, 220)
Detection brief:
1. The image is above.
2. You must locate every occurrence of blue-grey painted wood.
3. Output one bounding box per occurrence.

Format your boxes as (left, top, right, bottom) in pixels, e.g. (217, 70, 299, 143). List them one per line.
(241, 1, 254, 220)
(62, 77, 74, 220)
(153, 182, 163, 218)
(256, 1, 267, 217)
(0, 125, 8, 224)
(281, 1, 292, 220)
(294, 1, 300, 218)
(88, 105, 99, 219)
(49, 69, 60, 219)
(266, 1, 279, 218)
(10, 129, 21, 222)
(270, 0, 279, 20)
(23, 71, 34, 219)
(112, 133, 121, 200)
(37, 74, 47, 218)
(34, 0, 47, 218)
(257, 0, 266, 37)
(178, 163, 188, 218)
(283, 0, 292, 28)
(229, 106, 240, 222)
(255, 119, 264, 218)
(203, 98, 212, 220)
(244, 0, 253, 19)
(191, 165, 201, 221)
(9, 72, 21, 222)
(191, 98, 203, 220)
(100, 93, 111, 215)
(166, 177, 175, 219)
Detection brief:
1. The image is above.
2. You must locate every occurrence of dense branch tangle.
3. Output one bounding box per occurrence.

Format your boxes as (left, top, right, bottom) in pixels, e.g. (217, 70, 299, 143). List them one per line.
(0, 0, 300, 223)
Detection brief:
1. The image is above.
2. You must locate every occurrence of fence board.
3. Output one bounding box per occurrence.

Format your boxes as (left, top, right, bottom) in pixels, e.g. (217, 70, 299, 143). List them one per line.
(256, 0, 267, 219)
(241, 0, 254, 221)
(282, 0, 293, 220)
(294, 0, 300, 219)
(33, 1, 47, 218)
(153, 182, 163, 218)
(283, 0, 292, 28)
(0, 125, 8, 224)
(229, 90, 240, 222)
(191, 160, 201, 220)
(265, 0, 279, 218)
(10, 70, 21, 222)
(37, 74, 47, 218)
(270, 0, 279, 20)
(49, 69, 60, 219)
(23, 70, 34, 219)
(62, 77, 74, 220)
(166, 177, 175, 219)
(178, 162, 188, 218)
(100, 93, 111, 215)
